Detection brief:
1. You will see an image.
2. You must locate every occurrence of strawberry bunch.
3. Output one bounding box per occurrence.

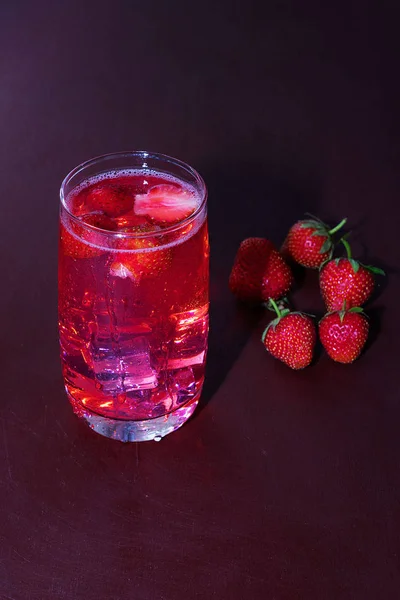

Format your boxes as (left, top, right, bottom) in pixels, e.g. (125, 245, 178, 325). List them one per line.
(229, 216, 384, 369)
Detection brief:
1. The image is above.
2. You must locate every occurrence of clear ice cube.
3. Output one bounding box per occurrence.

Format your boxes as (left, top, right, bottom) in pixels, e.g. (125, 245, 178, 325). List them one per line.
(121, 336, 157, 390)
(169, 367, 196, 404)
(85, 335, 157, 392)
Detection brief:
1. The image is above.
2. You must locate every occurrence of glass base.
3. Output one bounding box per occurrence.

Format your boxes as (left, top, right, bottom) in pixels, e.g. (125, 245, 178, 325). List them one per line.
(67, 390, 200, 442)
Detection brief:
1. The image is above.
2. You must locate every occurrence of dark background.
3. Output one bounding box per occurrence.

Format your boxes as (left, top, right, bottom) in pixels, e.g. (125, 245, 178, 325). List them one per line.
(1, 1, 399, 598)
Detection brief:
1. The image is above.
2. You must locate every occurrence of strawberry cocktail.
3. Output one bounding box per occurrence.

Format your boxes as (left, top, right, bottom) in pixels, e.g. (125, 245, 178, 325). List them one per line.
(59, 152, 209, 441)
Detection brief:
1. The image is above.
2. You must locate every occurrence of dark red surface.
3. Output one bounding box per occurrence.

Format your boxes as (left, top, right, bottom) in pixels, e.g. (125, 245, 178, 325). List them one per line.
(1, 1, 400, 598)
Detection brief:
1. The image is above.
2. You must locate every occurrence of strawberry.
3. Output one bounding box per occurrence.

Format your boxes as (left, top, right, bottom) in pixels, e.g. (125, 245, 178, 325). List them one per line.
(282, 216, 347, 269)
(261, 299, 316, 369)
(319, 306, 369, 363)
(110, 237, 171, 282)
(60, 214, 115, 259)
(229, 238, 293, 303)
(86, 183, 135, 217)
(112, 213, 152, 232)
(135, 184, 198, 224)
(320, 239, 385, 311)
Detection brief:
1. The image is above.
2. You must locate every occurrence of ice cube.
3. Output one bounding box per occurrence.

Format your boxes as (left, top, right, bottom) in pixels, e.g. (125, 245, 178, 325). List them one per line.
(122, 335, 158, 390)
(150, 388, 175, 417)
(109, 261, 136, 281)
(169, 367, 196, 404)
(166, 308, 208, 369)
(84, 335, 157, 392)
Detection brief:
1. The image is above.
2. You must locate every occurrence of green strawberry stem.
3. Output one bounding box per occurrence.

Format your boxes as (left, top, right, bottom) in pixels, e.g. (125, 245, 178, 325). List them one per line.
(328, 218, 347, 236)
(340, 237, 352, 259)
(264, 297, 290, 312)
(262, 298, 290, 341)
(339, 237, 359, 272)
(269, 298, 282, 318)
(268, 298, 290, 322)
(339, 237, 385, 276)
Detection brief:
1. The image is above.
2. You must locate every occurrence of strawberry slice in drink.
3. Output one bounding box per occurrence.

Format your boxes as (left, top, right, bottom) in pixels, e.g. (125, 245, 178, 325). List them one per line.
(86, 183, 135, 218)
(110, 237, 171, 282)
(112, 213, 152, 232)
(134, 184, 198, 224)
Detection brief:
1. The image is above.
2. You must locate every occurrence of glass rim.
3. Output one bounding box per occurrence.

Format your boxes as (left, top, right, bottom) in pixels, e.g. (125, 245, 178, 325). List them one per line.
(59, 150, 208, 239)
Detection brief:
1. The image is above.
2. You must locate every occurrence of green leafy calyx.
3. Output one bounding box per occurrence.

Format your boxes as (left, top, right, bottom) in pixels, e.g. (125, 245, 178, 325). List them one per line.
(349, 259, 360, 273)
(364, 265, 385, 276)
(300, 219, 327, 234)
(320, 238, 333, 254)
(320, 300, 365, 324)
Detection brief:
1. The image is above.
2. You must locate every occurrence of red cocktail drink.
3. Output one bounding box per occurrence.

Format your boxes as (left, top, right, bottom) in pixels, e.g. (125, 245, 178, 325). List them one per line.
(59, 152, 209, 441)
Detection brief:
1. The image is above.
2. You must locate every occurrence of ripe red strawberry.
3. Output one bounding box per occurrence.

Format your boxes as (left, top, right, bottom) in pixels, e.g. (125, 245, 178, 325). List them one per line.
(86, 183, 135, 217)
(320, 239, 385, 311)
(282, 216, 347, 269)
(319, 306, 369, 363)
(229, 238, 293, 303)
(60, 214, 115, 259)
(135, 184, 198, 224)
(261, 300, 316, 369)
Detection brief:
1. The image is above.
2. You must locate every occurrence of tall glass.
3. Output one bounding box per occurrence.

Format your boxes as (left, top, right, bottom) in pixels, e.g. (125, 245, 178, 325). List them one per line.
(58, 152, 209, 442)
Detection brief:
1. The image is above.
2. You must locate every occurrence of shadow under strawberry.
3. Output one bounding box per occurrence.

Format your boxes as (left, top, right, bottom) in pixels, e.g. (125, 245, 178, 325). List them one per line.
(362, 305, 385, 355)
(309, 328, 324, 366)
(361, 255, 395, 303)
(288, 260, 307, 292)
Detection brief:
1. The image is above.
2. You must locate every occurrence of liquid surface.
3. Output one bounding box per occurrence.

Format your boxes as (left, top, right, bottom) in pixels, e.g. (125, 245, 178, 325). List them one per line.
(59, 170, 209, 421)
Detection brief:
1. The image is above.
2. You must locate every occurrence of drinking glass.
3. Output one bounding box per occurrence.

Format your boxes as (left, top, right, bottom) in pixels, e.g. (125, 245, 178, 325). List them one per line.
(58, 152, 209, 441)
